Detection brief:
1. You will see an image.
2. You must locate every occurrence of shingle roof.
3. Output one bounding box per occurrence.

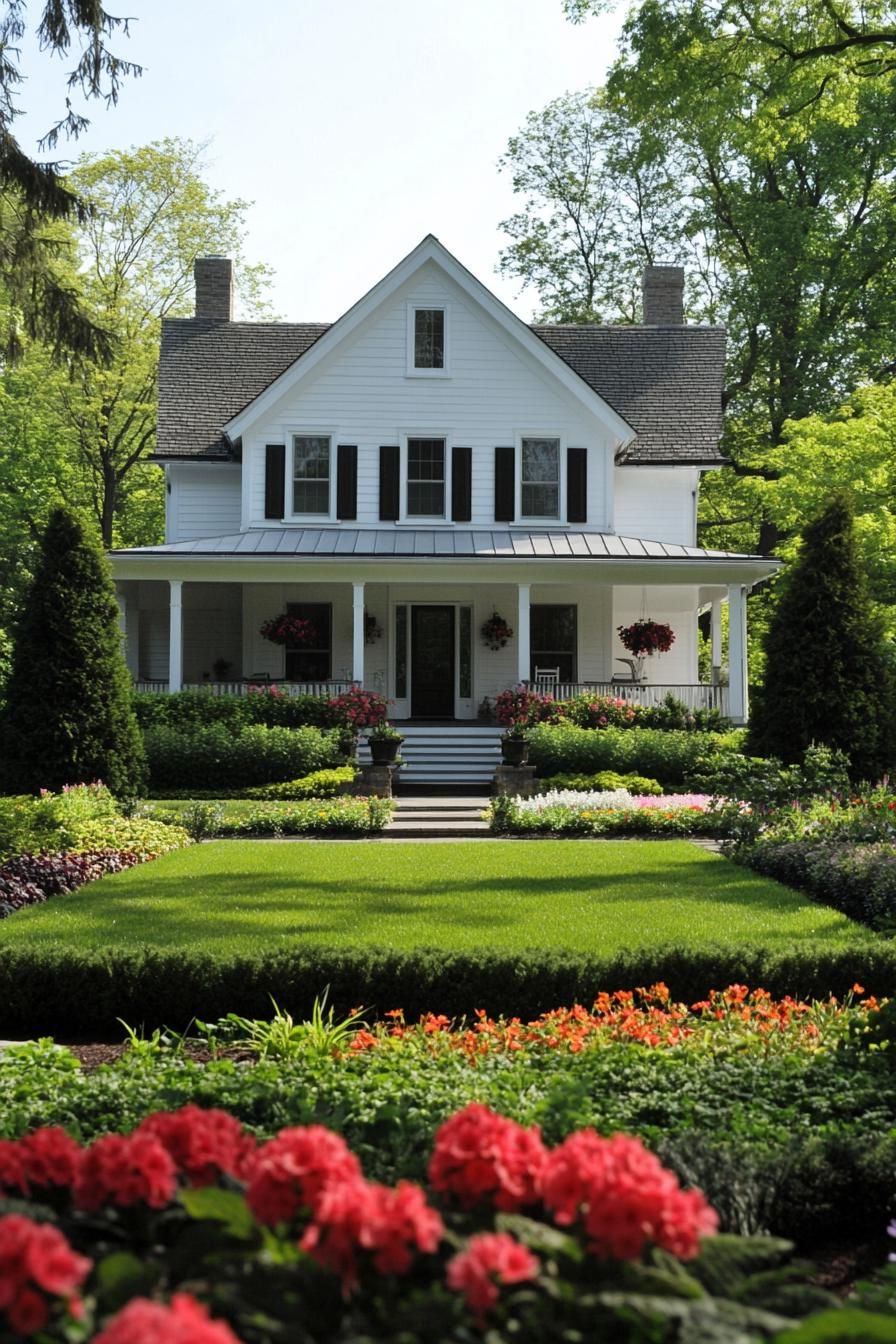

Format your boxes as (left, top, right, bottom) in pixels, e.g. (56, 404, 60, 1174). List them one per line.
(113, 528, 755, 562)
(156, 318, 726, 466)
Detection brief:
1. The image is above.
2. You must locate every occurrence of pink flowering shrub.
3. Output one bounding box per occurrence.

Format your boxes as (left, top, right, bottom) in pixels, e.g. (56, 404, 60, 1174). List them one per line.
(326, 686, 389, 730)
(494, 686, 558, 727)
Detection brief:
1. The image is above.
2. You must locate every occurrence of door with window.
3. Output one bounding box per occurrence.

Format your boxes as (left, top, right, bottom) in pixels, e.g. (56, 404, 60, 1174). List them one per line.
(410, 606, 455, 717)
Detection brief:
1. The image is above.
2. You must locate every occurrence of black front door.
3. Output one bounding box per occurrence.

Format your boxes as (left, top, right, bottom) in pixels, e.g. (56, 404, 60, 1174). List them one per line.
(411, 606, 455, 718)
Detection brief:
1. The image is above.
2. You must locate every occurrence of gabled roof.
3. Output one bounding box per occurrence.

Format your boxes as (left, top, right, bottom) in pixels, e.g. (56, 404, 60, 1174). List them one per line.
(156, 237, 727, 467)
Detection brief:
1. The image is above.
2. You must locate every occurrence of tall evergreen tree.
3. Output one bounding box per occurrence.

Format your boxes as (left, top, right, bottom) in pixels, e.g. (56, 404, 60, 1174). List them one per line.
(747, 492, 895, 779)
(0, 507, 146, 795)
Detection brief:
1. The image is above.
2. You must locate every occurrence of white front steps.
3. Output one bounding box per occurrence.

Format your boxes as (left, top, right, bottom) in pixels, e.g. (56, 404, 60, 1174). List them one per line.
(359, 724, 503, 786)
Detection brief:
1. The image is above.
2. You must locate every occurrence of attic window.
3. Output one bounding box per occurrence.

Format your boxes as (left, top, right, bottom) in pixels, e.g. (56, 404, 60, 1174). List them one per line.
(407, 305, 449, 375)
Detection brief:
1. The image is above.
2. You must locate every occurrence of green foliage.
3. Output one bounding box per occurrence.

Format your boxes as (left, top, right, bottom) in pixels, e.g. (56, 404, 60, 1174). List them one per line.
(489, 799, 722, 838)
(540, 770, 663, 794)
(0, 508, 147, 795)
(215, 797, 392, 837)
(143, 722, 345, 790)
(209, 991, 370, 1061)
(737, 841, 896, 930)
(526, 724, 730, 784)
(133, 688, 336, 731)
(689, 745, 852, 809)
(748, 494, 896, 779)
(242, 768, 356, 799)
(0, 938, 891, 1041)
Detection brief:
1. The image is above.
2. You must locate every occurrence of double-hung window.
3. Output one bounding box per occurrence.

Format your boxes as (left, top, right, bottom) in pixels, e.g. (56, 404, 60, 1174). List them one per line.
(407, 305, 449, 375)
(292, 435, 330, 515)
(407, 437, 445, 517)
(521, 437, 560, 519)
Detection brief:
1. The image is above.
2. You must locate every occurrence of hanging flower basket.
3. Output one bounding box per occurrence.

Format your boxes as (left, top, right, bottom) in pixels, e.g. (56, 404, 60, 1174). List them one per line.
(259, 614, 317, 647)
(364, 612, 383, 645)
(481, 612, 514, 651)
(617, 619, 675, 657)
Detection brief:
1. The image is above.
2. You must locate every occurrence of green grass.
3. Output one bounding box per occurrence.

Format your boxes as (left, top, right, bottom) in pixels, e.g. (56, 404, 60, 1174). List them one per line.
(0, 840, 874, 959)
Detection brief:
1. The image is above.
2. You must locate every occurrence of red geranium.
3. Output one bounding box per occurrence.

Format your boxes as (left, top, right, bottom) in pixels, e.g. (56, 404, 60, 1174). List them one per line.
(246, 1126, 362, 1227)
(93, 1292, 242, 1344)
(539, 1130, 717, 1260)
(428, 1103, 547, 1211)
(447, 1232, 539, 1323)
(136, 1106, 256, 1187)
(0, 1214, 91, 1336)
(299, 1177, 443, 1291)
(74, 1133, 177, 1212)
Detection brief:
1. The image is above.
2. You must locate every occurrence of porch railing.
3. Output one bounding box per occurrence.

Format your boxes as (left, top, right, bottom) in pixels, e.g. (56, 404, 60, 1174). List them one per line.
(133, 680, 358, 698)
(525, 681, 729, 715)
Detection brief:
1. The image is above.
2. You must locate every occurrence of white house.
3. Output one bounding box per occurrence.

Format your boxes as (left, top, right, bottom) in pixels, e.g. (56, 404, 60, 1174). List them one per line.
(110, 236, 778, 727)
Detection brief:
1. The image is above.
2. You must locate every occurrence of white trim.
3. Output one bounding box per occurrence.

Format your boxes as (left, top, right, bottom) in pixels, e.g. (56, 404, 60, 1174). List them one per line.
(286, 429, 337, 522)
(224, 236, 636, 446)
(516, 433, 565, 524)
(405, 302, 451, 377)
(400, 431, 451, 523)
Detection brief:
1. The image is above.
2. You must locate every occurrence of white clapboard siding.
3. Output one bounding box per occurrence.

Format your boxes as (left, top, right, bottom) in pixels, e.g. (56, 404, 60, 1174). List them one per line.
(613, 467, 701, 546)
(168, 463, 241, 542)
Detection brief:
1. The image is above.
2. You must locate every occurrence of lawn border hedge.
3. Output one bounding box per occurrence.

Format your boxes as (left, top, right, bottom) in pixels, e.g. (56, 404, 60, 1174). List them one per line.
(2, 941, 894, 1038)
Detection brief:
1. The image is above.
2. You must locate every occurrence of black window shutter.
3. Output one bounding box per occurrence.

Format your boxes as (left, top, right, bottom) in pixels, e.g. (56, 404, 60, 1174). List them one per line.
(336, 444, 358, 520)
(567, 447, 587, 524)
(264, 444, 285, 519)
(451, 446, 472, 522)
(494, 446, 515, 522)
(379, 445, 400, 521)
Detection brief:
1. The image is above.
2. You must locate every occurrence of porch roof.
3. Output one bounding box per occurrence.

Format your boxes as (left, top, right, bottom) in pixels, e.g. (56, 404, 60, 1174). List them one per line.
(112, 528, 763, 562)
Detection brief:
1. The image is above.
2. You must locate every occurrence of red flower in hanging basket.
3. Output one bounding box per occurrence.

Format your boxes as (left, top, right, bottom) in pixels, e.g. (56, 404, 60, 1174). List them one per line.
(481, 612, 514, 652)
(617, 620, 675, 656)
(260, 615, 317, 647)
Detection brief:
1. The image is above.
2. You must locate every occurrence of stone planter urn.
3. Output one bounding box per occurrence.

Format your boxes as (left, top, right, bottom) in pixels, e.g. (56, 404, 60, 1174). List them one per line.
(369, 736, 402, 765)
(500, 737, 529, 767)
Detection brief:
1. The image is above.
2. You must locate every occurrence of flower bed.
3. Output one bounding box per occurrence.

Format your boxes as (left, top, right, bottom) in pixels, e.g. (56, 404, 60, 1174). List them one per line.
(216, 796, 393, 837)
(3, 1098, 878, 1342)
(488, 790, 723, 836)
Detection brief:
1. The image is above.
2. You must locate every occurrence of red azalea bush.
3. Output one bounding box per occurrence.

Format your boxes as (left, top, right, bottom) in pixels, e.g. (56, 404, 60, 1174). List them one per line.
(494, 686, 559, 727)
(259, 614, 317, 647)
(0, 1103, 725, 1340)
(617, 619, 675, 656)
(325, 687, 389, 730)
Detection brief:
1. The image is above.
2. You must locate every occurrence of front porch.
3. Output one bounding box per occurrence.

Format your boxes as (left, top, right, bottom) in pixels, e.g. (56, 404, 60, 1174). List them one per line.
(132, 677, 731, 717)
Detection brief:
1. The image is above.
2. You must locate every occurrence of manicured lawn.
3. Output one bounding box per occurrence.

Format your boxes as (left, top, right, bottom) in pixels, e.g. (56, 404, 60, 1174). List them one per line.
(0, 840, 875, 958)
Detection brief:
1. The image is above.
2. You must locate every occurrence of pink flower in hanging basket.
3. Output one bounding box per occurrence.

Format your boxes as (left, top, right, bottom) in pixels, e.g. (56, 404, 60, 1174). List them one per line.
(481, 612, 514, 651)
(259, 614, 317, 647)
(617, 620, 675, 656)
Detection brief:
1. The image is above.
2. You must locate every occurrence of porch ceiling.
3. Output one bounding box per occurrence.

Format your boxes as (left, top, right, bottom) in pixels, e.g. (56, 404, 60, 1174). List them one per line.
(110, 528, 779, 587)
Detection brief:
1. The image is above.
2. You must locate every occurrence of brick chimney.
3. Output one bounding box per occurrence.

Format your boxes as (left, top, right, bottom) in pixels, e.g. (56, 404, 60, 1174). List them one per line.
(641, 264, 684, 325)
(194, 256, 233, 320)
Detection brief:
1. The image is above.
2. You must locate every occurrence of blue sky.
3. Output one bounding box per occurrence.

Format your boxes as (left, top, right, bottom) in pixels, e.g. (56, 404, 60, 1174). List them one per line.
(17, 0, 621, 320)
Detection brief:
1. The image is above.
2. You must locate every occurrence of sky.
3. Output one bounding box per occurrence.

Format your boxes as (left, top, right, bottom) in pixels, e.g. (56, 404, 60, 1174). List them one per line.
(16, 0, 622, 322)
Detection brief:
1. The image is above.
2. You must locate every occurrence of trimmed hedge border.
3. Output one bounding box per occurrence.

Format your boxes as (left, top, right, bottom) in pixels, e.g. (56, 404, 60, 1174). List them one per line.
(1, 941, 894, 1038)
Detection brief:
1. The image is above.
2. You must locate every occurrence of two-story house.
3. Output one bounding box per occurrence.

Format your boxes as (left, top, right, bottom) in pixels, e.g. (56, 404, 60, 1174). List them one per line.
(110, 236, 777, 731)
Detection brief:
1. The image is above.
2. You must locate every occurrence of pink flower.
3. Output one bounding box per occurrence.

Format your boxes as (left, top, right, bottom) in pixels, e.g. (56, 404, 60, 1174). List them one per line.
(428, 1103, 546, 1211)
(92, 1292, 242, 1343)
(299, 1178, 443, 1291)
(0, 1214, 91, 1337)
(136, 1107, 256, 1187)
(539, 1131, 717, 1260)
(74, 1133, 177, 1212)
(246, 1126, 362, 1226)
(447, 1232, 539, 1323)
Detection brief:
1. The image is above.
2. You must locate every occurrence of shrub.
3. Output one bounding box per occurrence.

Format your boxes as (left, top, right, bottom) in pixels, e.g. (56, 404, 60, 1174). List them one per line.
(526, 724, 730, 785)
(0, 851, 140, 917)
(0, 508, 146, 796)
(325, 686, 389, 730)
(494, 686, 559, 727)
(748, 492, 896, 781)
(539, 771, 663, 795)
(134, 687, 336, 731)
(488, 794, 721, 838)
(737, 840, 896, 930)
(143, 723, 346, 790)
(218, 797, 392, 837)
(245, 768, 357, 799)
(559, 694, 642, 729)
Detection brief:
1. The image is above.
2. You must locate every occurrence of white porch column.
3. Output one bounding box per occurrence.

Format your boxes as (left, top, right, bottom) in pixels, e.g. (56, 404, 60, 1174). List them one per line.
(168, 579, 183, 692)
(727, 584, 749, 723)
(710, 598, 723, 685)
(517, 583, 531, 685)
(351, 582, 365, 685)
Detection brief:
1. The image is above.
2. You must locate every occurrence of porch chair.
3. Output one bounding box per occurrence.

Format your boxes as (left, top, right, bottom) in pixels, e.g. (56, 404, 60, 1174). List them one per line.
(533, 666, 560, 690)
